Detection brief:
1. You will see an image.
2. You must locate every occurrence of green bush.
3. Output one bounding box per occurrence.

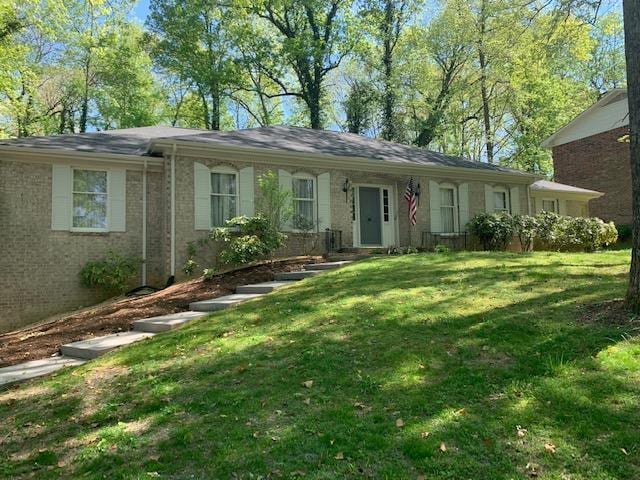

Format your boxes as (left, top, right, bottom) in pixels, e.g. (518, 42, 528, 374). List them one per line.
(513, 214, 538, 252)
(616, 224, 632, 242)
(534, 213, 617, 252)
(468, 212, 515, 251)
(211, 214, 286, 267)
(80, 251, 140, 294)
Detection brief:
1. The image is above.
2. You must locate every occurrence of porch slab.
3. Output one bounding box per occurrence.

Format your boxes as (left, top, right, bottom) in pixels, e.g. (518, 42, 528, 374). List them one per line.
(0, 356, 86, 387)
(303, 261, 353, 270)
(60, 331, 156, 360)
(132, 311, 207, 333)
(235, 281, 296, 294)
(189, 293, 265, 312)
(274, 270, 322, 280)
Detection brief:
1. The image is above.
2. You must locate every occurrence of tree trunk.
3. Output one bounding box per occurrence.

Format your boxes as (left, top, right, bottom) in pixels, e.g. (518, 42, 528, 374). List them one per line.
(381, 0, 395, 141)
(308, 82, 322, 129)
(477, 0, 494, 163)
(211, 78, 220, 131)
(79, 57, 91, 133)
(624, 0, 640, 311)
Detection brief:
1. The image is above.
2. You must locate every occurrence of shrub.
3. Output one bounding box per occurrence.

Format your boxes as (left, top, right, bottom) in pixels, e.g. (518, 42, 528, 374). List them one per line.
(433, 244, 451, 254)
(80, 251, 140, 294)
(468, 212, 515, 251)
(512, 214, 538, 252)
(534, 211, 568, 248)
(616, 224, 632, 242)
(257, 170, 292, 231)
(211, 214, 286, 267)
(534, 213, 618, 252)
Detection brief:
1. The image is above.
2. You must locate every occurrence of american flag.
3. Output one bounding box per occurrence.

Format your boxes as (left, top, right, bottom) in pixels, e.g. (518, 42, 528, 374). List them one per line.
(404, 177, 417, 226)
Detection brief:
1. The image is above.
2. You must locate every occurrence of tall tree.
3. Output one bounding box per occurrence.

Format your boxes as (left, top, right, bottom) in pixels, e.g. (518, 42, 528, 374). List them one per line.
(147, 0, 237, 130)
(624, 0, 640, 311)
(249, 0, 353, 129)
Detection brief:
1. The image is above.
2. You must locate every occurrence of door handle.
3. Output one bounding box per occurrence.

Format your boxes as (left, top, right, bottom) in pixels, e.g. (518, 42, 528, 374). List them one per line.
(367, 217, 372, 222)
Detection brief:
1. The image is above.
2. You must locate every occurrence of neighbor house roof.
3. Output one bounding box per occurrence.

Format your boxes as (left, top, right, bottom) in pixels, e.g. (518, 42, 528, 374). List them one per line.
(530, 179, 603, 198)
(150, 125, 533, 176)
(541, 88, 629, 148)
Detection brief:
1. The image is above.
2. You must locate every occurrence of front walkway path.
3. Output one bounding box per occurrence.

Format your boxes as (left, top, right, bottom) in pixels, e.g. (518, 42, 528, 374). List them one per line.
(0, 260, 352, 387)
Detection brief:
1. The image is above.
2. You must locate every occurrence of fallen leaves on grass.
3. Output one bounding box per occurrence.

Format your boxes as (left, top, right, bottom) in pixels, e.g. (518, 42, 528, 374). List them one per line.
(395, 418, 404, 428)
(421, 431, 430, 439)
(516, 425, 527, 437)
(335, 452, 344, 460)
(302, 380, 313, 388)
(544, 442, 556, 454)
(439, 442, 447, 452)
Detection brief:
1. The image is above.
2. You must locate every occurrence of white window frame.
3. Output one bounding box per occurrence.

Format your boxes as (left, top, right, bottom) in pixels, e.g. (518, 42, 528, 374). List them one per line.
(493, 186, 510, 213)
(210, 165, 239, 227)
(439, 183, 459, 234)
(541, 198, 558, 214)
(70, 167, 109, 233)
(291, 173, 317, 231)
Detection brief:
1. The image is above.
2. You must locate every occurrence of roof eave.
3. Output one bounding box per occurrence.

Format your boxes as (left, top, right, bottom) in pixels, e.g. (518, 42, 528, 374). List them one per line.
(149, 139, 541, 183)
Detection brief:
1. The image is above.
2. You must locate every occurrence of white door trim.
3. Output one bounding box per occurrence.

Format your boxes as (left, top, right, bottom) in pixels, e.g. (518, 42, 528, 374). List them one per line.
(353, 183, 397, 248)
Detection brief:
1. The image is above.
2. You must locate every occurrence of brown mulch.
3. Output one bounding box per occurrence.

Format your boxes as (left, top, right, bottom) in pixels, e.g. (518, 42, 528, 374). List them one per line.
(0, 257, 319, 368)
(580, 298, 640, 326)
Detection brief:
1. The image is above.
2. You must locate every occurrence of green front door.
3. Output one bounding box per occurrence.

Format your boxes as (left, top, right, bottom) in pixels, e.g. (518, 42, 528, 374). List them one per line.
(359, 187, 382, 245)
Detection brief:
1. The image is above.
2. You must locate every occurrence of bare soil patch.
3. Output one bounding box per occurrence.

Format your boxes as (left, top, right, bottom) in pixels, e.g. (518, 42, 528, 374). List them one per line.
(0, 257, 317, 367)
(580, 298, 640, 326)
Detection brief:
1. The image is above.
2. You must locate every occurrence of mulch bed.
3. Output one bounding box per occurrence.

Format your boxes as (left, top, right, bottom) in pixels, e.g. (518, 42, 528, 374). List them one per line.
(580, 298, 640, 326)
(0, 257, 318, 368)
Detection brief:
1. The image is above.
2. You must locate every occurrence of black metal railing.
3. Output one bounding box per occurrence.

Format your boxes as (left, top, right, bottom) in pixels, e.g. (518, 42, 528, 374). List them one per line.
(325, 229, 343, 252)
(422, 231, 470, 251)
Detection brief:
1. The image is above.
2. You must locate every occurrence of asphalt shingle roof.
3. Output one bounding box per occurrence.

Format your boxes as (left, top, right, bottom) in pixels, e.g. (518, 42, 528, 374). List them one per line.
(530, 179, 602, 195)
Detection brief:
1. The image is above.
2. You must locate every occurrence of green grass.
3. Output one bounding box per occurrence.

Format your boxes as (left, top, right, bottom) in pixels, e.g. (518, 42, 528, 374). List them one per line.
(1, 251, 639, 479)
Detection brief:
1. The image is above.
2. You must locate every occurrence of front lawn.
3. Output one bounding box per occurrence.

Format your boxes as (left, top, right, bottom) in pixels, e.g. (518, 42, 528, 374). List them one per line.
(1, 251, 639, 479)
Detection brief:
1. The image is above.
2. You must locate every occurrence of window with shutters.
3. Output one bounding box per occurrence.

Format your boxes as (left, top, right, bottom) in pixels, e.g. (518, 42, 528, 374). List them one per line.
(292, 174, 316, 230)
(72, 168, 108, 231)
(211, 168, 238, 227)
(440, 185, 458, 233)
(541, 199, 557, 213)
(493, 187, 509, 213)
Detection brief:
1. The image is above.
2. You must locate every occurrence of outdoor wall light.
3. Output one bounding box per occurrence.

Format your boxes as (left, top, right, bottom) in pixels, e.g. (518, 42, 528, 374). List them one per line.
(342, 178, 351, 202)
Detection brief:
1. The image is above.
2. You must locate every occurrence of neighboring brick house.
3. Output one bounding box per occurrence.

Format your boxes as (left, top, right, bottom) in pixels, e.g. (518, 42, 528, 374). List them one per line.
(542, 88, 630, 225)
(0, 125, 600, 332)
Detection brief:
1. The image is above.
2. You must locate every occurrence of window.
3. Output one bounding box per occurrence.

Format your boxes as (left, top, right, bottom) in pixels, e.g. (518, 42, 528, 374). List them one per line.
(541, 199, 557, 213)
(440, 186, 457, 233)
(494, 190, 509, 213)
(292, 175, 315, 229)
(211, 169, 238, 227)
(383, 189, 390, 222)
(72, 169, 108, 230)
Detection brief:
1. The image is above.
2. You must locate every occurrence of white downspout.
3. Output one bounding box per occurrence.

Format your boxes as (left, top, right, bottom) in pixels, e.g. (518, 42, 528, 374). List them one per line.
(142, 158, 148, 285)
(170, 144, 177, 276)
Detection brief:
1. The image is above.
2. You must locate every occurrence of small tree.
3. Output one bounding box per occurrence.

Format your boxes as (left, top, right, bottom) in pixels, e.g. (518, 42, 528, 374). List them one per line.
(293, 214, 321, 256)
(256, 170, 291, 230)
(512, 214, 538, 252)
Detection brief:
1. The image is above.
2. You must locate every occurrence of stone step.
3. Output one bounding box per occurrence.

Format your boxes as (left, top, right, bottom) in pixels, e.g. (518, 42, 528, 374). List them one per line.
(132, 311, 207, 333)
(303, 261, 353, 271)
(60, 331, 156, 360)
(274, 270, 322, 281)
(189, 293, 265, 312)
(236, 281, 296, 294)
(0, 356, 86, 387)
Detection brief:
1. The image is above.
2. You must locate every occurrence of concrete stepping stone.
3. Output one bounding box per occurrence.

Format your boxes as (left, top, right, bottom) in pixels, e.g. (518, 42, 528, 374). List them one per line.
(132, 311, 206, 333)
(303, 261, 353, 271)
(0, 356, 86, 387)
(189, 293, 264, 312)
(274, 270, 322, 281)
(60, 331, 155, 360)
(235, 281, 295, 294)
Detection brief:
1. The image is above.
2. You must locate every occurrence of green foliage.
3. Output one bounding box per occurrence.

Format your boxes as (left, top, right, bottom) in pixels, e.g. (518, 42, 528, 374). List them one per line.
(256, 170, 291, 231)
(616, 224, 632, 242)
(79, 251, 140, 294)
(468, 213, 515, 251)
(211, 215, 286, 267)
(433, 244, 451, 254)
(531, 212, 618, 252)
(512, 214, 539, 252)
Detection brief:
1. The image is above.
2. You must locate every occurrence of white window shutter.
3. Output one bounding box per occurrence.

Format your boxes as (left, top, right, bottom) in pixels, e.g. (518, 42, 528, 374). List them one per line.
(484, 184, 494, 213)
(108, 168, 127, 232)
(317, 172, 331, 232)
(429, 180, 441, 233)
(509, 186, 520, 215)
(239, 166, 255, 217)
(458, 183, 469, 232)
(194, 162, 211, 230)
(278, 169, 292, 231)
(558, 198, 567, 215)
(51, 164, 72, 230)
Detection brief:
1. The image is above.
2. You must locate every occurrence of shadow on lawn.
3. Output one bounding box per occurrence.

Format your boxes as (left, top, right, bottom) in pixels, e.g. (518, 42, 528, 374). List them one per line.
(1, 253, 638, 479)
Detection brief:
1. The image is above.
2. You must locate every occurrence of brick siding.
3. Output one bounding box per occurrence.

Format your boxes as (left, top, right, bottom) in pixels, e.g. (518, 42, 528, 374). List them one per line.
(552, 126, 631, 224)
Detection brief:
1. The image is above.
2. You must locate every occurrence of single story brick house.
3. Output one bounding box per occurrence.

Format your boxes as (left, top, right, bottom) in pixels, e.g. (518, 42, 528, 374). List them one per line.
(542, 88, 630, 224)
(0, 125, 602, 332)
